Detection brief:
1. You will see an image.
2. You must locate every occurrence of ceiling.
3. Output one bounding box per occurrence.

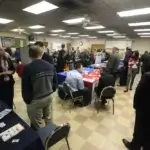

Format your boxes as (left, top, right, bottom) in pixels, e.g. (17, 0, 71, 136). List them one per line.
(0, 0, 150, 38)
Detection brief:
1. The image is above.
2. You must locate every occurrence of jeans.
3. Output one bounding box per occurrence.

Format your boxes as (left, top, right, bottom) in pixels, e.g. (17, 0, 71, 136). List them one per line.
(126, 68, 137, 90)
(27, 94, 53, 130)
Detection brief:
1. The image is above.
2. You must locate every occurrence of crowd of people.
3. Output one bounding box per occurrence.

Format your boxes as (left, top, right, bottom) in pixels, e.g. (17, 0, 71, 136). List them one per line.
(0, 41, 150, 149)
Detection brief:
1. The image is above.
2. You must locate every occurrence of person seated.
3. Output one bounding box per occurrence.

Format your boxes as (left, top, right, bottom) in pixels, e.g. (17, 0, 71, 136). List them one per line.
(95, 68, 115, 105)
(58, 63, 91, 106)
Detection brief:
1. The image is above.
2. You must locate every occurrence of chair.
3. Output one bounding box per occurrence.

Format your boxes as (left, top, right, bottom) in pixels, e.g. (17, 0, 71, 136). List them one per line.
(63, 82, 84, 111)
(37, 123, 71, 150)
(96, 86, 116, 114)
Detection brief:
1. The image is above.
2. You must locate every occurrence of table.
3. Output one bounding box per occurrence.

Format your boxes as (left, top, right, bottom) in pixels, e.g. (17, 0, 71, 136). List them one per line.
(0, 101, 44, 150)
(57, 67, 99, 86)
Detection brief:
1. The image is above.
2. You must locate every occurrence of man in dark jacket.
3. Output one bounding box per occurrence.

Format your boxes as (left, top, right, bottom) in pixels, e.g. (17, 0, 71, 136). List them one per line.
(21, 45, 57, 130)
(106, 47, 120, 80)
(122, 72, 150, 150)
(140, 51, 150, 76)
(95, 68, 115, 104)
(35, 41, 53, 64)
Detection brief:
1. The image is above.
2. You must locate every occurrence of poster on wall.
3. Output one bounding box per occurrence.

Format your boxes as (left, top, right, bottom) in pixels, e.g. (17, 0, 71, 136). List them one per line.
(1, 37, 15, 48)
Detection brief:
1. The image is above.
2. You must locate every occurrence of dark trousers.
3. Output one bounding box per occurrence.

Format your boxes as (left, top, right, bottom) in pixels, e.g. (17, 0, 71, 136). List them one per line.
(0, 82, 14, 109)
(58, 86, 91, 106)
(130, 111, 150, 150)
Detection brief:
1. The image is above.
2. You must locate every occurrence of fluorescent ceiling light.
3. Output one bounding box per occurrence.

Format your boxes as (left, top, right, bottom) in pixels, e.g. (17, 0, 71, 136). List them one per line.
(62, 17, 85, 25)
(79, 35, 89, 37)
(128, 22, 150, 26)
(60, 35, 70, 38)
(51, 29, 65, 33)
(28, 25, 45, 29)
(87, 36, 97, 39)
(50, 34, 58, 36)
(134, 29, 150, 32)
(113, 35, 126, 38)
(67, 33, 79, 35)
(0, 18, 14, 24)
(137, 32, 150, 35)
(33, 32, 44, 34)
(23, 1, 58, 15)
(118, 7, 150, 17)
(71, 37, 79, 39)
(11, 28, 25, 32)
(140, 36, 150, 38)
(84, 25, 105, 30)
(97, 30, 114, 33)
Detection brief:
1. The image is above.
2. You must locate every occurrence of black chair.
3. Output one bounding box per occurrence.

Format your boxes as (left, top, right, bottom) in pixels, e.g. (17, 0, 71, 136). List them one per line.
(63, 82, 84, 111)
(97, 86, 116, 114)
(37, 123, 71, 150)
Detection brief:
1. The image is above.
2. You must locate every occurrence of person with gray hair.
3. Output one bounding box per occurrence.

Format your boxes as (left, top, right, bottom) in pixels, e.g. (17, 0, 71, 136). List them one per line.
(106, 47, 121, 80)
(21, 45, 57, 130)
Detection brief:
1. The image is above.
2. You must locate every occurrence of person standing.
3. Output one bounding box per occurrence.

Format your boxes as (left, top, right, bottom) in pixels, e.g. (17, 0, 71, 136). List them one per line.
(124, 51, 139, 92)
(21, 45, 57, 130)
(57, 44, 66, 72)
(140, 51, 150, 76)
(122, 71, 150, 150)
(35, 41, 53, 64)
(0, 48, 15, 109)
(106, 47, 121, 80)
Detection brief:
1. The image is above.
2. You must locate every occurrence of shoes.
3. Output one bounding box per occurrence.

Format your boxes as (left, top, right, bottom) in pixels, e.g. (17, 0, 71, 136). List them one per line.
(122, 139, 131, 149)
(124, 89, 128, 92)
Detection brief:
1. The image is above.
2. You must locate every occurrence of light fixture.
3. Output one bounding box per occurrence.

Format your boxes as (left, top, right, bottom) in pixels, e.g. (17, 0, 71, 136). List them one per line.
(71, 37, 79, 39)
(128, 22, 150, 26)
(11, 28, 25, 32)
(50, 34, 58, 36)
(84, 25, 105, 30)
(28, 25, 45, 29)
(62, 17, 85, 25)
(79, 35, 89, 37)
(137, 32, 150, 35)
(67, 33, 79, 35)
(60, 35, 71, 38)
(51, 29, 65, 33)
(118, 7, 150, 17)
(0, 18, 14, 24)
(33, 32, 44, 34)
(113, 35, 126, 38)
(97, 30, 114, 33)
(87, 36, 97, 39)
(140, 36, 150, 38)
(23, 1, 58, 15)
(134, 29, 150, 32)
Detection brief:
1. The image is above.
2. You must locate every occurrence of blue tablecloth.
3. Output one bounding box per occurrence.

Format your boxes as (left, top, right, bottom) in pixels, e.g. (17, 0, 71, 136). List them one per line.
(0, 101, 44, 150)
(57, 67, 94, 85)
(89, 61, 124, 70)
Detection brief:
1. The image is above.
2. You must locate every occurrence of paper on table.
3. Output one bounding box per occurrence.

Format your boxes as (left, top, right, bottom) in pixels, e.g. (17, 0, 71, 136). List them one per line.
(0, 123, 24, 142)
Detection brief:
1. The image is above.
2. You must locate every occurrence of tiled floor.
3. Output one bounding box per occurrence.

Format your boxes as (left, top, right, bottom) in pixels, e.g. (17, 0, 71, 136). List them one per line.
(14, 74, 140, 150)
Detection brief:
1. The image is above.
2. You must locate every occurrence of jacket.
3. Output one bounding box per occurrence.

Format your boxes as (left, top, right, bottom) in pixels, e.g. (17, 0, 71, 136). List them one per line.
(42, 52, 53, 64)
(21, 59, 57, 104)
(134, 72, 150, 112)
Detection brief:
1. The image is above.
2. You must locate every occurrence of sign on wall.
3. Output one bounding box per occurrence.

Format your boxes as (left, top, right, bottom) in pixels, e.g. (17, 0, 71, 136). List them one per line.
(1, 37, 15, 47)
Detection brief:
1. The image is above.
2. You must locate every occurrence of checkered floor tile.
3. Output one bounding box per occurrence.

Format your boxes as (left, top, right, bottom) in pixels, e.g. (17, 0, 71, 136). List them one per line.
(14, 74, 141, 150)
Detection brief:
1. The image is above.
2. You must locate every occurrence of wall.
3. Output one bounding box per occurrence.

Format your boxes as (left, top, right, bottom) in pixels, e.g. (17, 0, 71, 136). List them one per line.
(36, 36, 71, 51)
(71, 38, 106, 50)
(132, 39, 150, 53)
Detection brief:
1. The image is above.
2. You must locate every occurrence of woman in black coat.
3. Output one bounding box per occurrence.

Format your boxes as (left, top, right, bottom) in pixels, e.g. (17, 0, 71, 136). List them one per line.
(0, 48, 15, 108)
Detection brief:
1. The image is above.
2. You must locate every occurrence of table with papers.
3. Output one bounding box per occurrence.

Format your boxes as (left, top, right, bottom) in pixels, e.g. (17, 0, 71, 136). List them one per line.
(0, 100, 44, 150)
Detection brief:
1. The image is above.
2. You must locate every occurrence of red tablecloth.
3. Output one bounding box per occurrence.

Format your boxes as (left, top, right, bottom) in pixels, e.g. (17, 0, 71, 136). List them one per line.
(82, 69, 100, 86)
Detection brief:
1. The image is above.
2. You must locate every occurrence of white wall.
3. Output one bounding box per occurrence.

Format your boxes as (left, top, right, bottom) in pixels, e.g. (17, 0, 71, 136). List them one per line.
(132, 39, 150, 53)
(71, 38, 106, 50)
(36, 35, 71, 51)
